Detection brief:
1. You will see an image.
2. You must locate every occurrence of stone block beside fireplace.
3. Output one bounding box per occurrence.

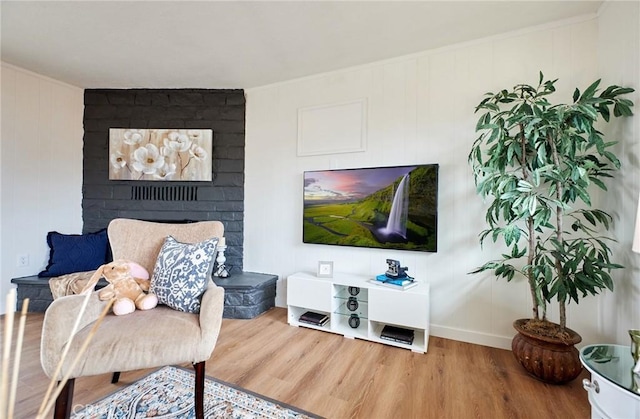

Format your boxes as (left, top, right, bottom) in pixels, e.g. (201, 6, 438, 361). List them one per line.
(213, 272, 278, 319)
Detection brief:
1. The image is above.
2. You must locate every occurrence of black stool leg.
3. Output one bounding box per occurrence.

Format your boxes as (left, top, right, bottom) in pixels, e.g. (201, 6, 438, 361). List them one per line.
(111, 372, 121, 383)
(54, 378, 75, 419)
(193, 361, 206, 419)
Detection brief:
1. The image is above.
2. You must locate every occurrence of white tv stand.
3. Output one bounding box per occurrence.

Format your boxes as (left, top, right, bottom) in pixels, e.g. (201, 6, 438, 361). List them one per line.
(287, 272, 429, 353)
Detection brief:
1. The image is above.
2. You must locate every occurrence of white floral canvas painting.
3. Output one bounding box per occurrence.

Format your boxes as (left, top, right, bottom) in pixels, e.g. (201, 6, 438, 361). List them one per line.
(109, 129, 212, 181)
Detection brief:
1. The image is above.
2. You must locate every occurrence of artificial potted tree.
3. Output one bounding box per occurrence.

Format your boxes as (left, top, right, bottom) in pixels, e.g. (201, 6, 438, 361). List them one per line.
(469, 72, 634, 383)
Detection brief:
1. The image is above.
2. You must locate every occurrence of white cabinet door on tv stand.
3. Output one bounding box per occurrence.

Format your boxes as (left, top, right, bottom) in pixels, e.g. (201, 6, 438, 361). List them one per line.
(287, 271, 429, 353)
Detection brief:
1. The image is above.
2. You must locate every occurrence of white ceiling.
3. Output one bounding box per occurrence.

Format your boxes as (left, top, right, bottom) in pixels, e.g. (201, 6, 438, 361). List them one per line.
(1, 1, 603, 89)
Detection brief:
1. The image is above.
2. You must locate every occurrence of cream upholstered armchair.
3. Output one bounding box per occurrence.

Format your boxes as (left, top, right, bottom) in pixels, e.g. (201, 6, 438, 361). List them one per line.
(40, 218, 225, 419)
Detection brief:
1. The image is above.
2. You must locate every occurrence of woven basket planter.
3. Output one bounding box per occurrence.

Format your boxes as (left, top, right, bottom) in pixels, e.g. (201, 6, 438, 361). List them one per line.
(512, 319, 583, 384)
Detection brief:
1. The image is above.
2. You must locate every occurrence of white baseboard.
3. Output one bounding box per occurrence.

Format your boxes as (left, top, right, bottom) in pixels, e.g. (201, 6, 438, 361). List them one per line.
(277, 296, 514, 351)
(429, 324, 513, 350)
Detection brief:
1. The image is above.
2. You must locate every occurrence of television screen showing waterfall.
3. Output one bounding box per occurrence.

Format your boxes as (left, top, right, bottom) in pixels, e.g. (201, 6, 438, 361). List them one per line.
(303, 164, 438, 252)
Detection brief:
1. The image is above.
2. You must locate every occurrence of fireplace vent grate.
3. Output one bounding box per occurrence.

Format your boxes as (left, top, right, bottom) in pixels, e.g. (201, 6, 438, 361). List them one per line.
(131, 185, 198, 201)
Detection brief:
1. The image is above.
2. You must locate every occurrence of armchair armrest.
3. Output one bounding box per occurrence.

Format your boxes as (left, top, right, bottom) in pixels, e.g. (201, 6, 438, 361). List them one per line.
(197, 281, 225, 360)
(40, 291, 109, 378)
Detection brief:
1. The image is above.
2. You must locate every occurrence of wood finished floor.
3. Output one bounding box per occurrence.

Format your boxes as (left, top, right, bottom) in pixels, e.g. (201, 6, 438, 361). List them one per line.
(4, 307, 590, 418)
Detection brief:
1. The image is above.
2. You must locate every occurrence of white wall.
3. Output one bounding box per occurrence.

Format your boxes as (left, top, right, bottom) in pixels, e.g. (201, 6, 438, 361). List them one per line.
(245, 9, 640, 349)
(0, 63, 84, 313)
(597, 1, 640, 345)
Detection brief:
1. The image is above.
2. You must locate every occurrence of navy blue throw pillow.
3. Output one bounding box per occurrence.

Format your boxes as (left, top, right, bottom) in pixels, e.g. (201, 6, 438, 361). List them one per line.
(38, 229, 109, 277)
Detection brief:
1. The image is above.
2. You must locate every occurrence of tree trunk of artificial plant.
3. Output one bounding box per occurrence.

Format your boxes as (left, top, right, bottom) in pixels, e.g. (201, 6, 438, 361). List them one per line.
(547, 132, 567, 330)
(519, 123, 543, 321)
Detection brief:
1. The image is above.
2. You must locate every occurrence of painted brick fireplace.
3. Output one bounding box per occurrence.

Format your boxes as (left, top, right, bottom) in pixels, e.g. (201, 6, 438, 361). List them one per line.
(13, 88, 277, 318)
(82, 88, 245, 272)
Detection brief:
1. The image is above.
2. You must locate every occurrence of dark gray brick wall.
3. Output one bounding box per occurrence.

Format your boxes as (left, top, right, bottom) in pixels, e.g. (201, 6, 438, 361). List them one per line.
(82, 89, 245, 272)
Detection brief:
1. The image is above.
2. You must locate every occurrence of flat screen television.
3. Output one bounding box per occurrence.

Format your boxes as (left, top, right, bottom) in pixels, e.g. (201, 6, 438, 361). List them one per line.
(303, 164, 438, 252)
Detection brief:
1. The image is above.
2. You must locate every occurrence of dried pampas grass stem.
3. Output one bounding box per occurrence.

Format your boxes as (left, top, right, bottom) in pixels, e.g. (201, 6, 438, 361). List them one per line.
(7, 298, 29, 419)
(37, 298, 114, 419)
(1, 290, 29, 419)
(1, 289, 17, 418)
(2, 288, 112, 419)
(37, 288, 95, 417)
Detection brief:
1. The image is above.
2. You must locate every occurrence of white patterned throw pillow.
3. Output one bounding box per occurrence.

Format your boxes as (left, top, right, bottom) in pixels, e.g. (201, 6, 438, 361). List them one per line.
(151, 235, 219, 313)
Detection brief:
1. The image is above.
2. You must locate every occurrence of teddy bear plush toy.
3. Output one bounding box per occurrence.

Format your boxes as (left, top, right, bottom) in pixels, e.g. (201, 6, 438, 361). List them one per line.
(81, 259, 158, 315)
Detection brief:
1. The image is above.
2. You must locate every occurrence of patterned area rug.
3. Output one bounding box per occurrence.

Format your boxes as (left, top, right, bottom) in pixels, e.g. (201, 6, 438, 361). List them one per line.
(72, 366, 321, 418)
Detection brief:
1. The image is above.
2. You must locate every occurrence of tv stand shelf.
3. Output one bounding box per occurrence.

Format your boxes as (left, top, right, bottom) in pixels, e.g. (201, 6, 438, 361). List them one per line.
(287, 272, 429, 353)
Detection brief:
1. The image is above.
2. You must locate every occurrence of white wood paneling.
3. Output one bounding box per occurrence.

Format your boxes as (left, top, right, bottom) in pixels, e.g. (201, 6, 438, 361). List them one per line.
(297, 98, 367, 156)
(246, 10, 639, 349)
(596, 1, 640, 345)
(0, 63, 83, 313)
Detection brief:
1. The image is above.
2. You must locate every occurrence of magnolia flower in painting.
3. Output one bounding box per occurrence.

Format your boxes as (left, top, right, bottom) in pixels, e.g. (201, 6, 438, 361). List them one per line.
(153, 162, 177, 180)
(189, 143, 208, 161)
(123, 129, 145, 145)
(160, 146, 171, 158)
(164, 131, 192, 153)
(109, 128, 211, 181)
(187, 130, 202, 142)
(110, 150, 127, 170)
(131, 144, 164, 174)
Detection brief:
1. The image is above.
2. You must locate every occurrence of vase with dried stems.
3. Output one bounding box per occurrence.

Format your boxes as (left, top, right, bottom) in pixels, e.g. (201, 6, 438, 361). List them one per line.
(1, 289, 29, 419)
(1, 288, 113, 419)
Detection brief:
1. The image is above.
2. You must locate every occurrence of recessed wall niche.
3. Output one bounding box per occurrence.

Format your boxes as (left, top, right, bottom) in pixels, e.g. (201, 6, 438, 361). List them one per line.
(297, 98, 367, 156)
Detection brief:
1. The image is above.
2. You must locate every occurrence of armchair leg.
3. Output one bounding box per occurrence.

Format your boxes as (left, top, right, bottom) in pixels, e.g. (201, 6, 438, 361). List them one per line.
(111, 372, 121, 383)
(193, 361, 206, 419)
(54, 378, 75, 419)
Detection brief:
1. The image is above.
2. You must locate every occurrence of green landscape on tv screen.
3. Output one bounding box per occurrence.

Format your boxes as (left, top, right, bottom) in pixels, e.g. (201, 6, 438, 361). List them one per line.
(303, 164, 438, 252)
